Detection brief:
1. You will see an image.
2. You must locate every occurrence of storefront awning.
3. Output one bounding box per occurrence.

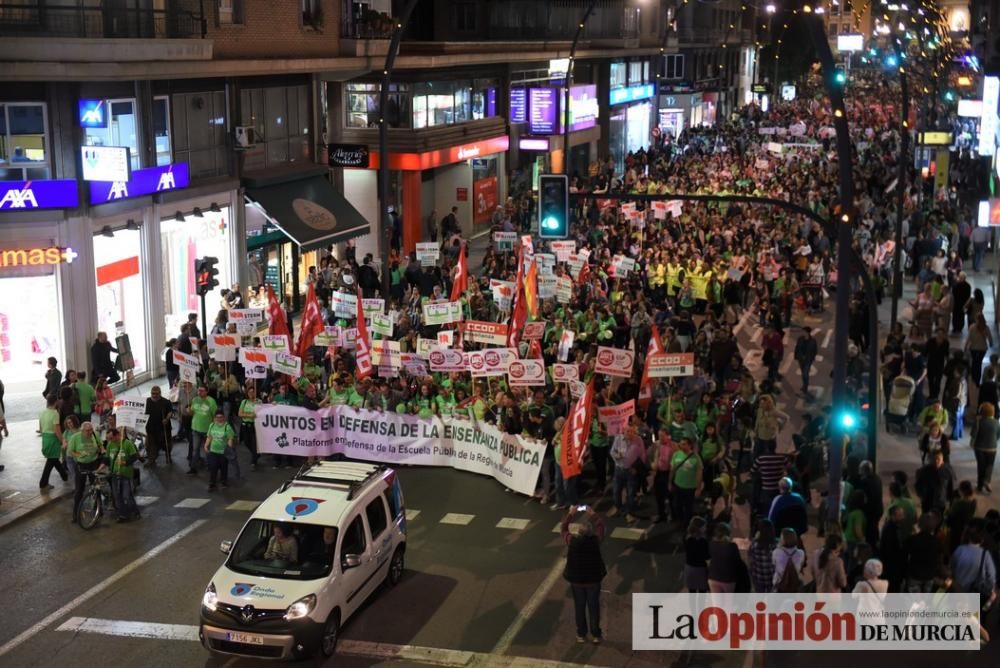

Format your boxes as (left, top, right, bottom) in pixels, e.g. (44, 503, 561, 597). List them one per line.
(244, 165, 370, 252)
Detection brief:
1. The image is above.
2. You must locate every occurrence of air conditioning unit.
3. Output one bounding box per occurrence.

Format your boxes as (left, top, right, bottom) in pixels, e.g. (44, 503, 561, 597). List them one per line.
(235, 126, 256, 149)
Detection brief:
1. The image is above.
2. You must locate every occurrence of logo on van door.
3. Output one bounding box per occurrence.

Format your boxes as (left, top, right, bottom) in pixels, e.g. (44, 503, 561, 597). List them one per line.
(285, 497, 325, 517)
(231, 582, 255, 596)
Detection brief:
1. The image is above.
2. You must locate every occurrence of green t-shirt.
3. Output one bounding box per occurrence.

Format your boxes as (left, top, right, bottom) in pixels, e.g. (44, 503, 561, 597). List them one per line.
(670, 450, 702, 490)
(39, 407, 60, 434)
(206, 422, 236, 454)
(239, 399, 258, 424)
(68, 431, 101, 464)
(327, 387, 351, 405)
(844, 509, 867, 543)
(700, 437, 721, 463)
(74, 381, 95, 414)
(191, 396, 218, 433)
(436, 395, 457, 417)
(347, 390, 366, 409)
(107, 438, 138, 478)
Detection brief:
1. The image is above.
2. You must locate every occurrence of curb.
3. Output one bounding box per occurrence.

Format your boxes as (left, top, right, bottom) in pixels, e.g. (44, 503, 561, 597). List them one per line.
(0, 487, 72, 532)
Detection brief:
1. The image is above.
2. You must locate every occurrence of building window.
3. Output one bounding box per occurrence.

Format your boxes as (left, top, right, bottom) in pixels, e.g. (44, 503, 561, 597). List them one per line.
(344, 82, 411, 129)
(628, 61, 644, 85)
(471, 80, 498, 120)
(829, 22, 838, 37)
(610, 62, 626, 89)
(171, 91, 228, 179)
(241, 85, 311, 168)
(219, 0, 244, 24)
(453, 2, 476, 31)
(94, 227, 148, 376)
(153, 96, 172, 167)
(663, 54, 685, 80)
(0, 103, 49, 181)
(302, 0, 323, 29)
(83, 98, 141, 171)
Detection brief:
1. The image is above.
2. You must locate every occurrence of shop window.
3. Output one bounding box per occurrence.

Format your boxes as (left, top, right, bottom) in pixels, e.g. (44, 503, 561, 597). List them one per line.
(0, 103, 49, 181)
(610, 62, 626, 90)
(153, 96, 172, 167)
(453, 85, 471, 123)
(344, 82, 410, 129)
(829, 22, 838, 37)
(160, 206, 233, 341)
(94, 228, 148, 376)
(83, 98, 141, 171)
(0, 267, 62, 385)
(472, 82, 497, 120)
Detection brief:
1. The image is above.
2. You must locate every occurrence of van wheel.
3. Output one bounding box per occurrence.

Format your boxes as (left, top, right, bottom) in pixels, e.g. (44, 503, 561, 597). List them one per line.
(387, 547, 405, 586)
(320, 611, 340, 657)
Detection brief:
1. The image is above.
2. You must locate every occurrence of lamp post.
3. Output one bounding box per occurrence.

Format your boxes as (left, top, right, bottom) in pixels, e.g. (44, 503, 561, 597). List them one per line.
(889, 48, 910, 331)
(563, 0, 597, 182)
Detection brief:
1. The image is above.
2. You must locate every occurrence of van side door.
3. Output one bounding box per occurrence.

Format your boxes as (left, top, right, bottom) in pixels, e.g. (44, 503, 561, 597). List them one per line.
(339, 513, 373, 618)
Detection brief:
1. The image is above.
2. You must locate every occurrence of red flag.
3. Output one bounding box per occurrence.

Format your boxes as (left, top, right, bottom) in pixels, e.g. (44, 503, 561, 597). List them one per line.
(450, 243, 468, 302)
(507, 281, 528, 351)
(560, 379, 595, 477)
(295, 283, 325, 359)
(266, 284, 290, 340)
(354, 287, 373, 380)
(638, 323, 664, 409)
(528, 339, 543, 359)
(523, 259, 539, 319)
(576, 260, 591, 286)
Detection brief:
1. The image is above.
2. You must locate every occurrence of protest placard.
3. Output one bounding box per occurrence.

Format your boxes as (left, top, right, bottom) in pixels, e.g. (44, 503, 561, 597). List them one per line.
(262, 335, 289, 352)
(598, 400, 635, 435)
(370, 314, 393, 338)
(466, 348, 516, 377)
(538, 275, 558, 299)
(552, 363, 579, 383)
(522, 321, 545, 340)
(422, 301, 463, 326)
(416, 242, 440, 266)
(428, 348, 466, 372)
(273, 351, 302, 377)
(595, 346, 635, 378)
(647, 352, 696, 377)
(507, 359, 546, 387)
(494, 231, 516, 251)
(461, 320, 509, 347)
(209, 334, 239, 362)
(550, 240, 576, 262)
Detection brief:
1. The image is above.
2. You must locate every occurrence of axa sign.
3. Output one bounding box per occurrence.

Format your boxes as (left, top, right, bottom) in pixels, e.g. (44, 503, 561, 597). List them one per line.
(89, 162, 190, 205)
(0, 180, 79, 210)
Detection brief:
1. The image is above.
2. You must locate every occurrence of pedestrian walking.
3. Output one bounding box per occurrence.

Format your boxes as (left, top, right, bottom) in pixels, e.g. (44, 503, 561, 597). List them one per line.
(188, 385, 216, 475)
(560, 506, 606, 644)
(144, 385, 173, 466)
(749, 519, 777, 593)
(38, 395, 67, 489)
(970, 402, 998, 493)
(772, 527, 806, 592)
(794, 326, 818, 397)
(708, 522, 745, 593)
(204, 411, 236, 492)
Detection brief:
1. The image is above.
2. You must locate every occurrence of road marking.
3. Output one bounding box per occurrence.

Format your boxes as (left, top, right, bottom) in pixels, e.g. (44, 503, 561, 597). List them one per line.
(779, 351, 795, 375)
(733, 307, 754, 337)
(225, 500, 258, 511)
(610, 527, 646, 540)
(57, 617, 198, 642)
(52, 617, 612, 668)
(405, 509, 420, 521)
(492, 556, 568, 656)
(496, 517, 530, 530)
(552, 521, 582, 535)
(439, 512, 474, 526)
(174, 498, 210, 509)
(0, 520, 207, 659)
(822, 328, 833, 349)
(134, 496, 159, 507)
(3, 491, 21, 500)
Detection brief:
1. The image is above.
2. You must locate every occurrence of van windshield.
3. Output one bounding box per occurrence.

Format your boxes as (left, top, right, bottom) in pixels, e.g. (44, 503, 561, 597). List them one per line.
(227, 519, 337, 580)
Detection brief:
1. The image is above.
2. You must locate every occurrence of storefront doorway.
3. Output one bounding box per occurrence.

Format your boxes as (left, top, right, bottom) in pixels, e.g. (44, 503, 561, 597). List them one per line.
(0, 272, 62, 395)
(93, 228, 148, 376)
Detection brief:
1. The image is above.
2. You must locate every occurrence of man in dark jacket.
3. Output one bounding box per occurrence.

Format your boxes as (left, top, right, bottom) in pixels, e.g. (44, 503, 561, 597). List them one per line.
(915, 449, 955, 514)
(951, 272, 971, 334)
(357, 254, 381, 299)
(879, 505, 907, 591)
(90, 332, 119, 384)
(924, 329, 950, 401)
(794, 326, 818, 397)
(768, 477, 809, 537)
(561, 507, 606, 644)
(857, 460, 884, 547)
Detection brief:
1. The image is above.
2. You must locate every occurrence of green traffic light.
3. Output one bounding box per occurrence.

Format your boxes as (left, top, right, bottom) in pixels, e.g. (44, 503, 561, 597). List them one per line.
(834, 70, 847, 85)
(944, 91, 955, 101)
(839, 412, 857, 429)
(542, 216, 560, 230)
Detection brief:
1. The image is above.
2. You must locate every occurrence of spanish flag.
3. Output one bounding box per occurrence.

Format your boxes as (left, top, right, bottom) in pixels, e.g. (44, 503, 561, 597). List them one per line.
(524, 258, 539, 319)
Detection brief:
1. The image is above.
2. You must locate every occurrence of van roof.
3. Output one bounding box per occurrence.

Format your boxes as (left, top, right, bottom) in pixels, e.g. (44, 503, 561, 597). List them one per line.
(252, 462, 392, 527)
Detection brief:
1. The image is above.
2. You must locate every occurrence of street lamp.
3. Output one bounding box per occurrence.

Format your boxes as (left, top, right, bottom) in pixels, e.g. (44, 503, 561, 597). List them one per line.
(766, 3, 776, 13)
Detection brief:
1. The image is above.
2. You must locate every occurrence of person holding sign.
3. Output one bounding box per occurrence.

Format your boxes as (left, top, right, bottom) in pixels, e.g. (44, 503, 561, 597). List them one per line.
(188, 386, 216, 476)
(204, 411, 236, 492)
(105, 428, 140, 522)
(238, 386, 261, 471)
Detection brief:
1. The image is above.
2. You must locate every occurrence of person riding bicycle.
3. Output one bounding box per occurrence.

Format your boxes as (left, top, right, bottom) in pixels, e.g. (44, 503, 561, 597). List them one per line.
(67, 421, 104, 524)
(105, 428, 140, 522)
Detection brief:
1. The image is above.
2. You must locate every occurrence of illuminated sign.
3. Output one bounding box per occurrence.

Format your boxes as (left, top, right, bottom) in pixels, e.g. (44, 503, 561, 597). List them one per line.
(510, 88, 527, 124)
(81, 145, 131, 182)
(752, 84, 769, 94)
(78, 99, 106, 128)
(980, 75, 998, 157)
(957, 99, 982, 117)
(565, 84, 599, 132)
(781, 84, 797, 101)
(979, 199, 1000, 227)
(919, 131, 953, 146)
(519, 138, 550, 151)
(0, 180, 79, 210)
(609, 83, 656, 106)
(89, 162, 190, 205)
(529, 87, 559, 135)
(837, 34, 864, 52)
(367, 136, 510, 171)
(0, 247, 77, 267)
(549, 58, 570, 77)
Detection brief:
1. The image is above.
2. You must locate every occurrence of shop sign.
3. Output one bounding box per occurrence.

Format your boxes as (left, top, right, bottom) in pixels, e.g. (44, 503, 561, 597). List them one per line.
(456, 187, 468, 201)
(78, 99, 107, 128)
(473, 176, 498, 225)
(89, 162, 190, 205)
(958, 99, 982, 118)
(81, 146, 131, 182)
(565, 84, 599, 132)
(518, 138, 550, 151)
(0, 246, 78, 268)
(529, 87, 559, 135)
(919, 131, 953, 146)
(548, 58, 570, 77)
(609, 83, 656, 106)
(978, 199, 1000, 227)
(369, 136, 509, 171)
(979, 76, 998, 158)
(327, 143, 369, 168)
(0, 180, 79, 210)
(510, 88, 527, 124)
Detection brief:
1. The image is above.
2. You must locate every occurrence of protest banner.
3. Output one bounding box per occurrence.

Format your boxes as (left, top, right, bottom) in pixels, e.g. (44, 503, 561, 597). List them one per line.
(461, 320, 508, 347)
(556, 276, 573, 303)
(228, 309, 264, 324)
(416, 241, 440, 266)
(362, 298, 385, 317)
(597, 400, 635, 435)
(331, 291, 357, 318)
(400, 353, 428, 376)
(428, 348, 467, 372)
(262, 335, 289, 352)
(595, 346, 635, 378)
(180, 365, 199, 384)
(273, 351, 302, 378)
(467, 348, 516, 377)
(647, 352, 696, 377)
(314, 326, 338, 347)
(370, 314, 393, 338)
(552, 363, 580, 383)
(173, 349, 200, 369)
(209, 334, 239, 362)
(493, 231, 516, 251)
(422, 300, 463, 326)
(255, 404, 545, 496)
(113, 399, 146, 429)
(416, 338, 438, 359)
(522, 321, 546, 341)
(507, 359, 546, 387)
(550, 240, 576, 262)
(538, 275, 557, 299)
(535, 253, 556, 275)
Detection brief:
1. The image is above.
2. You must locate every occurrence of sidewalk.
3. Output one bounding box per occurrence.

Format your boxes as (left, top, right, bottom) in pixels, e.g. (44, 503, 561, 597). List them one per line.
(875, 250, 1000, 517)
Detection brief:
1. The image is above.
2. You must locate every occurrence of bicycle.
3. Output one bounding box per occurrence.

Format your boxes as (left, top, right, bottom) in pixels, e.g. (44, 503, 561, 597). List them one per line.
(78, 469, 115, 530)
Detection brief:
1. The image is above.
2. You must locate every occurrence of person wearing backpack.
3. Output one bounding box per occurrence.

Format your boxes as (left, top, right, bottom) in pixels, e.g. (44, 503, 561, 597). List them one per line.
(772, 527, 806, 592)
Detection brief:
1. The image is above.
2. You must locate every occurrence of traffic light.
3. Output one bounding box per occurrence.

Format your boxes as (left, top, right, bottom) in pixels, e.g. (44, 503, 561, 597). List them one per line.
(538, 174, 569, 239)
(835, 406, 859, 431)
(833, 69, 847, 85)
(196, 256, 220, 297)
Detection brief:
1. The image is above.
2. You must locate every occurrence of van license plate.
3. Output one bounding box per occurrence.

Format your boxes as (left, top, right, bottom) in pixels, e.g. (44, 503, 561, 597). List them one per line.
(227, 632, 264, 645)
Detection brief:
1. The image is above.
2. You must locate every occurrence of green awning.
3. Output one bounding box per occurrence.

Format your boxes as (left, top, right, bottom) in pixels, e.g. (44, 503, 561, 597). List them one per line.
(246, 228, 289, 252)
(244, 166, 371, 252)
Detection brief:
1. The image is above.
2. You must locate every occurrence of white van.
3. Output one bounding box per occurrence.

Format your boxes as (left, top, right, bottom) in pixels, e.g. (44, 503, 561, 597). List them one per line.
(199, 462, 407, 660)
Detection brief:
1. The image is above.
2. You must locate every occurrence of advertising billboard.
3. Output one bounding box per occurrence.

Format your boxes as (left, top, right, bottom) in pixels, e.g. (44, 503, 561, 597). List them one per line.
(528, 87, 558, 135)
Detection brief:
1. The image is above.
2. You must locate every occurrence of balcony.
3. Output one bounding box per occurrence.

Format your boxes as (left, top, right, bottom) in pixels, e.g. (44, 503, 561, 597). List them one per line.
(0, 3, 211, 62)
(339, 3, 391, 57)
(484, 0, 639, 44)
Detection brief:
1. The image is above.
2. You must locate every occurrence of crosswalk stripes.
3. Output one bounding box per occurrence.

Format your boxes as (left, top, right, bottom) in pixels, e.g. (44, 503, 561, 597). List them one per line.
(133, 496, 159, 507)
(496, 518, 531, 530)
(552, 521, 583, 535)
(405, 509, 421, 521)
(439, 512, 475, 526)
(224, 500, 259, 511)
(610, 527, 646, 540)
(172, 498, 210, 509)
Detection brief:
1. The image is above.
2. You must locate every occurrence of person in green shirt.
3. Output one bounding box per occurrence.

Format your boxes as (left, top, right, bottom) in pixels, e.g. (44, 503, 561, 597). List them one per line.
(67, 421, 103, 523)
(589, 417, 610, 493)
(73, 371, 96, 424)
(39, 395, 68, 489)
(204, 411, 237, 491)
(669, 437, 703, 527)
(105, 427, 140, 521)
(321, 376, 352, 407)
(238, 385, 260, 470)
(189, 386, 217, 475)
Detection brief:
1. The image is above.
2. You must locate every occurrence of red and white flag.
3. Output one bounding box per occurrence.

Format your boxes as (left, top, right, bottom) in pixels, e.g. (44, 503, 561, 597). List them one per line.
(296, 283, 325, 359)
(560, 379, 594, 478)
(354, 288, 373, 380)
(266, 284, 290, 340)
(450, 242, 468, 302)
(637, 323, 664, 409)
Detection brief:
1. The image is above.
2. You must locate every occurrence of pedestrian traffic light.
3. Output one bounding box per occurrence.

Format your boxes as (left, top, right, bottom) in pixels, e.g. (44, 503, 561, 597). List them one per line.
(196, 256, 220, 297)
(833, 69, 847, 85)
(835, 406, 859, 430)
(538, 174, 569, 239)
